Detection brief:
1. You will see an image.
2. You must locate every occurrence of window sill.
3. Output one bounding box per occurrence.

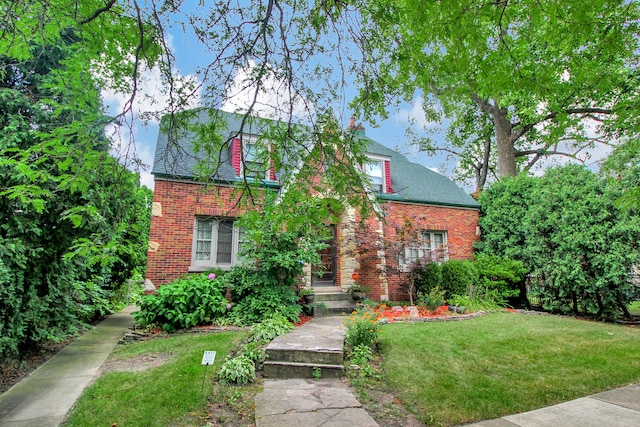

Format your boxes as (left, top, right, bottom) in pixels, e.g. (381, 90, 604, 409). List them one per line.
(188, 265, 233, 272)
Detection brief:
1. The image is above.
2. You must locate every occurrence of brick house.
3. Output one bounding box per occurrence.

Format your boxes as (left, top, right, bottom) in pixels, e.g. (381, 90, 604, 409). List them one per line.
(145, 110, 480, 301)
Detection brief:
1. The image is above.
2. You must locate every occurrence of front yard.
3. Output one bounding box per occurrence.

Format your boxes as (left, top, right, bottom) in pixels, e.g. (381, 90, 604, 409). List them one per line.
(62, 312, 640, 426)
(358, 312, 640, 426)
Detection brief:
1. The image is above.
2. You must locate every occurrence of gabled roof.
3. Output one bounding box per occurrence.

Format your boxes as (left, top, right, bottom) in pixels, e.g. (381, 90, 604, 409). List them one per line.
(363, 137, 479, 208)
(152, 109, 286, 184)
(152, 109, 479, 209)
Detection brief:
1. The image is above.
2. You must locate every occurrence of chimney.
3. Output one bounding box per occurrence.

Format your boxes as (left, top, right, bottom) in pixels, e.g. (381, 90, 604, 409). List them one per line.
(347, 117, 366, 136)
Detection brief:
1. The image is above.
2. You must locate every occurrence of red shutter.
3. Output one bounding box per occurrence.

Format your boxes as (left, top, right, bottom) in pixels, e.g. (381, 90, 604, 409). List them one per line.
(384, 160, 393, 193)
(269, 159, 276, 181)
(231, 138, 241, 176)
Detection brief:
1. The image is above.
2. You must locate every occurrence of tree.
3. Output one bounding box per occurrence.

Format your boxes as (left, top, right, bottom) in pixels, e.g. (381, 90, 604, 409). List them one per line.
(0, 6, 155, 358)
(477, 165, 640, 318)
(351, 0, 640, 185)
(602, 138, 640, 211)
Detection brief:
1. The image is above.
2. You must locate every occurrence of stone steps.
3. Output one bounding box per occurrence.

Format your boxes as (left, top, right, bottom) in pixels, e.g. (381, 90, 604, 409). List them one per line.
(263, 317, 346, 380)
(307, 290, 357, 316)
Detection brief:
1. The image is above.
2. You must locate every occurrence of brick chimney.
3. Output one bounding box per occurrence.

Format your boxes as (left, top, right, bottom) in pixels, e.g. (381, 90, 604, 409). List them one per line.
(347, 117, 366, 136)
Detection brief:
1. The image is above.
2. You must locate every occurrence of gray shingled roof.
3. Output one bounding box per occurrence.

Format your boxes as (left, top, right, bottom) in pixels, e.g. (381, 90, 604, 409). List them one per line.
(152, 109, 479, 209)
(363, 137, 479, 208)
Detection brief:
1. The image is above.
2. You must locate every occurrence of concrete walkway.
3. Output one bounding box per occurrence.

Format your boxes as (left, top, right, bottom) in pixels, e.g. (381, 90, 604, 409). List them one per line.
(255, 316, 379, 426)
(0, 305, 136, 427)
(465, 383, 640, 427)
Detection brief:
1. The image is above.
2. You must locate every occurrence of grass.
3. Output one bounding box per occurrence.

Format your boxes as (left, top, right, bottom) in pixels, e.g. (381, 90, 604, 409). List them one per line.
(63, 330, 251, 427)
(370, 312, 640, 426)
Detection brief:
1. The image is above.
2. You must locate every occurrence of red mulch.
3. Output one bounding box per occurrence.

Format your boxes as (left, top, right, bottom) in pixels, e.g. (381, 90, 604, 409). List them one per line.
(374, 305, 452, 321)
(294, 314, 313, 326)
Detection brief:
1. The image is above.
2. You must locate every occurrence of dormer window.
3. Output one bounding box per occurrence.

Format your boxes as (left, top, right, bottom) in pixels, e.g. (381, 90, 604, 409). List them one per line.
(231, 134, 275, 181)
(365, 154, 392, 194)
(243, 135, 266, 179)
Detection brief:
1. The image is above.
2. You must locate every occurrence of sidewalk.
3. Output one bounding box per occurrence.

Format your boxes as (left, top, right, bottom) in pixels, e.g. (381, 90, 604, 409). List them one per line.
(465, 382, 640, 427)
(0, 305, 136, 427)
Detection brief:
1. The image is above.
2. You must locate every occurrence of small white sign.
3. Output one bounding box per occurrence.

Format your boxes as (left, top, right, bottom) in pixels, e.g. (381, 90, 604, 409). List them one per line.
(201, 351, 216, 365)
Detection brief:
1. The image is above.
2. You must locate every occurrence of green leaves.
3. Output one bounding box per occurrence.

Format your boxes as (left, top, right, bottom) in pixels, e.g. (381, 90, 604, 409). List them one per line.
(354, 0, 640, 183)
(478, 165, 640, 318)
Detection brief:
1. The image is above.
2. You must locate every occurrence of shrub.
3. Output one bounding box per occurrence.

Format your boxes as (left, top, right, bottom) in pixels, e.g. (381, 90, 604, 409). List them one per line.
(133, 273, 228, 332)
(218, 355, 256, 385)
(474, 254, 527, 301)
(344, 306, 380, 349)
(416, 287, 446, 311)
(414, 262, 442, 294)
(440, 259, 478, 299)
(223, 265, 302, 325)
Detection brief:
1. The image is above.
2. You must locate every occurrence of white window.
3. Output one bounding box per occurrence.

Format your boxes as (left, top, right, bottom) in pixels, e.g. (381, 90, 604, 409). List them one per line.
(191, 218, 244, 270)
(398, 231, 448, 269)
(242, 134, 270, 180)
(364, 154, 389, 194)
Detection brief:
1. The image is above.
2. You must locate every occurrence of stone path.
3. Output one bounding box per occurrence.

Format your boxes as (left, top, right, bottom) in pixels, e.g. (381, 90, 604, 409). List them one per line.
(256, 316, 379, 426)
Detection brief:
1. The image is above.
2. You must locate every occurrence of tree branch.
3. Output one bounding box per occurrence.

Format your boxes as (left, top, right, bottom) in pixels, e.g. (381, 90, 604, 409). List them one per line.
(79, 0, 117, 25)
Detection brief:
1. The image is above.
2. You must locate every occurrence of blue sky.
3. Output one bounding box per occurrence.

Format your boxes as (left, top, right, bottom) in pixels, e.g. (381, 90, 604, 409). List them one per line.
(101, 11, 452, 191)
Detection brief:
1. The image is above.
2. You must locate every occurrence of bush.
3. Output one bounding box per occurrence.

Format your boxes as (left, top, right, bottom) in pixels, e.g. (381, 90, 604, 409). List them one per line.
(416, 287, 446, 311)
(474, 254, 527, 302)
(133, 273, 228, 332)
(414, 262, 442, 294)
(344, 306, 380, 349)
(223, 265, 302, 326)
(440, 259, 478, 299)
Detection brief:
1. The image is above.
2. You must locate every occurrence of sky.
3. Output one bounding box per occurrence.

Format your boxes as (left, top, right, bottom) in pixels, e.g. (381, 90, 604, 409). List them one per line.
(101, 11, 448, 192)
(100, 6, 612, 193)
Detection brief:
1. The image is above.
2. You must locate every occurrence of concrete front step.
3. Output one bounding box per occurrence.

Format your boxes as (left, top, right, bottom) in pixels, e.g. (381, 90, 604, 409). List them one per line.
(267, 348, 343, 365)
(262, 361, 344, 379)
(264, 317, 346, 379)
(313, 300, 356, 316)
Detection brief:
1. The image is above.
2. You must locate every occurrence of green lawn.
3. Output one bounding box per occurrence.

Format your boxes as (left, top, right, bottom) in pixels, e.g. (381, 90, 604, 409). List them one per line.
(375, 313, 640, 426)
(63, 330, 251, 426)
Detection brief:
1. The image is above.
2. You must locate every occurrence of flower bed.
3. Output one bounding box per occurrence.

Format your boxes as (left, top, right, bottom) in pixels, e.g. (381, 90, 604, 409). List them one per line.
(374, 304, 452, 321)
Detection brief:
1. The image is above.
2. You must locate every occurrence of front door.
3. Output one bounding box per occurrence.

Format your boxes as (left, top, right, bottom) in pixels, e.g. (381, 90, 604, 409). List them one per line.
(313, 225, 336, 286)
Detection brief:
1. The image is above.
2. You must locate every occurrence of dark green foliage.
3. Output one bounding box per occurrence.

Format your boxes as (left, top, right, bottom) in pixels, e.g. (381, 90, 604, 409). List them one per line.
(133, 274, 228, 332)
(440, 259, 478, 300)
(477, 165, 640, 318)
(224, 267, 302, 326)
(413, 262, 443, 294)
(474, 254, 527, 303)
(0, 20, 152, 359)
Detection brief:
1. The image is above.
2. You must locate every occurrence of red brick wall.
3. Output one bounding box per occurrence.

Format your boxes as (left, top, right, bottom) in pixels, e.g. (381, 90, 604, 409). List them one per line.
(147, 179, 479, 301)
(146, 179, 252, 286)
(351, 201, 479, 301)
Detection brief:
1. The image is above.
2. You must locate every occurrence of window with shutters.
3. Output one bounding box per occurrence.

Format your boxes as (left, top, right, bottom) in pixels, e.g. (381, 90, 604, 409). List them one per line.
(364, 154, 391, 194)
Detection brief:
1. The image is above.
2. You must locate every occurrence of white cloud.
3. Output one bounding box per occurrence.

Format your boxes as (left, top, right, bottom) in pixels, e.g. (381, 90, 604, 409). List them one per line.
(220, 61, 313, 122)
(101, 65, 200, 190)
(394, 96, 438, 130)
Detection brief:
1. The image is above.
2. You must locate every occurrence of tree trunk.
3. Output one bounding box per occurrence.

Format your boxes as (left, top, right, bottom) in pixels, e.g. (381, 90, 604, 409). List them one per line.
(493, 108, 517, 177)
(472, 95, 518, 178)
